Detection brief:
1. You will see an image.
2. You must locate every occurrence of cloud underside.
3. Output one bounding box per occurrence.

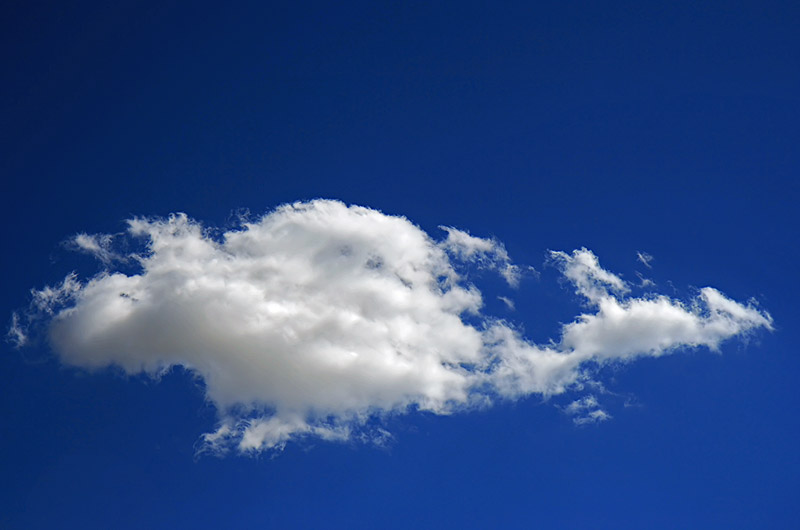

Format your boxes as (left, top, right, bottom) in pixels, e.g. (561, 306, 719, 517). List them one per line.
(14, 200, 772, 452)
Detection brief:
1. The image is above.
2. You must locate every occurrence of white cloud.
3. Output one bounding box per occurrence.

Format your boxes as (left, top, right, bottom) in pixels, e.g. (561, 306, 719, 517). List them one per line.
(12, 200, 773, 453)
(564, 395, 611, 425)
(574, 409, 612, 425)
(439, 226, 521, 287)
(7, 312, 27, 347)
(71, 233, 120, 265)
(558, 288, 771, 363)
(635, 271, 656, 289)
(497, 296, 515, 310)
(550, 248, 629, 303)
(637, 251, 654, 269)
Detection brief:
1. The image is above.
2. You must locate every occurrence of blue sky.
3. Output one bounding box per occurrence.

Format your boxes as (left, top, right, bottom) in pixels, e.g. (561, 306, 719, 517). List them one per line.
(2, 1, 798, 528)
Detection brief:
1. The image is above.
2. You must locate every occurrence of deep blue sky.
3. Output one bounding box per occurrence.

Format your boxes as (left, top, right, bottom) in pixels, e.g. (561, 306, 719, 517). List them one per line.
(2, 2, 798, 528)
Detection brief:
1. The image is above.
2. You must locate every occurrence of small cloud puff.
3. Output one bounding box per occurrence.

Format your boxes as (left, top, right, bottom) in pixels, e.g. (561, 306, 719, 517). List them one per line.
(12, 200, 772, 453)
(497, 296, 515, 310)
(71, 233, 121, 265)
(637, 251, 654, 269)
(635, 271, 656, 289)
(439, 226, 522, 287)
(565, 395, 611, 425)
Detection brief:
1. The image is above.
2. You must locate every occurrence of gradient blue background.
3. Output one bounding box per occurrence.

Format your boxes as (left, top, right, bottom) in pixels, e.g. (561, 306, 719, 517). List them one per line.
(2, 2, 798, 528)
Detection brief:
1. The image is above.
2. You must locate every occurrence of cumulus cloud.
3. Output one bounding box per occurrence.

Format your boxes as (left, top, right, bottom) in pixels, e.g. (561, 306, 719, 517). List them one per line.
(11, 200, 773, 453)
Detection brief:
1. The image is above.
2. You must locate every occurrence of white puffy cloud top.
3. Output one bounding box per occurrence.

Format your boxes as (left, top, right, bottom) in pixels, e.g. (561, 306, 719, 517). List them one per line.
(12, 200, 772, 452)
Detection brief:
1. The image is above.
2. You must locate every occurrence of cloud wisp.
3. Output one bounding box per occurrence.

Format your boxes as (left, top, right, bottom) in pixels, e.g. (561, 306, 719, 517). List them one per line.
(10, 200, 772, 453)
